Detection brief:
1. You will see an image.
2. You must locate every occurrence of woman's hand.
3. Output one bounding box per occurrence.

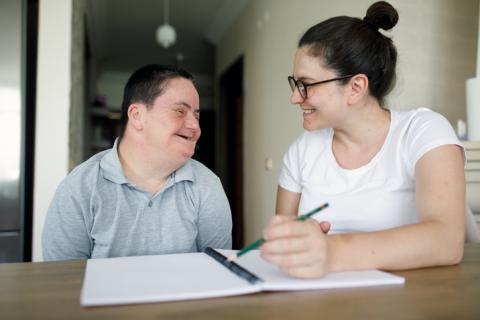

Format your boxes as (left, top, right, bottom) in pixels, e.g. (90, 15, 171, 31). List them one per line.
(260, 215, 331, 278)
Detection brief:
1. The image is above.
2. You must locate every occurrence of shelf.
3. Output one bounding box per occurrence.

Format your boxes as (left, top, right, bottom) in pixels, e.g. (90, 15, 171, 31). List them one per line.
(463, 140, 480, 149)
(91, 107, 121, 120)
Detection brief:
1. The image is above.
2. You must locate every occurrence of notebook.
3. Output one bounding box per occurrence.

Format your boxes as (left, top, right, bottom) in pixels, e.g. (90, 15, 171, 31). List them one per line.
(80, 248, 405, 307)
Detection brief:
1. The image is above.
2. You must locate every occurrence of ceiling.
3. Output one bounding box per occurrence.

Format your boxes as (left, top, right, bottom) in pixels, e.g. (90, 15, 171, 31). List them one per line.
(87, 0, 250, 75)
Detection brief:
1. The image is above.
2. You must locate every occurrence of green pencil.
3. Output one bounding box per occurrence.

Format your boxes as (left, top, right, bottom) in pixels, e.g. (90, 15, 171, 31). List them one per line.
(227, 203, 329, 261)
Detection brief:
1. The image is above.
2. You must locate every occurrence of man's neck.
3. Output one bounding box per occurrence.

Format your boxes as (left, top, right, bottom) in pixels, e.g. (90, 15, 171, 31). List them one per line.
(117, 136, 180, 194)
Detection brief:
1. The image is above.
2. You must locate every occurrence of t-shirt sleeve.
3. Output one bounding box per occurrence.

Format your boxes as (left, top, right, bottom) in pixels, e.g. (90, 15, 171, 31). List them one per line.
(42, 179, 93, 261)
(278, 137, 302, 193)
(405, 109, 464, 171)
(196, 176, 232, 251)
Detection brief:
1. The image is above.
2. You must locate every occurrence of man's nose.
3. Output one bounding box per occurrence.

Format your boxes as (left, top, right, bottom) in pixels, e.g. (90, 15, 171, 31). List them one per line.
(185, 113, 200, 130)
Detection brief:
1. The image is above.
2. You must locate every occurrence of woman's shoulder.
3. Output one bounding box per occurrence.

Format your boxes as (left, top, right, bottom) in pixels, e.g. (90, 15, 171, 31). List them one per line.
(390, 107, 456, 140)
(392, 107, 449, 127)
(390, 107, 460, 168)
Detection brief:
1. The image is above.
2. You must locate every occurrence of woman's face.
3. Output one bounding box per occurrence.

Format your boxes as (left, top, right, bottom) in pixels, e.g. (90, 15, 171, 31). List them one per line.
(290, 47, 350, 131)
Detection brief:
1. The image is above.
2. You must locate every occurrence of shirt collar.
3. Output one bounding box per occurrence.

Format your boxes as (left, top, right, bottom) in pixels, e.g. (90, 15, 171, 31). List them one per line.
(99, 138, 129, 184)
(100, 138, 196, 185)
(173, 158, 195, 183)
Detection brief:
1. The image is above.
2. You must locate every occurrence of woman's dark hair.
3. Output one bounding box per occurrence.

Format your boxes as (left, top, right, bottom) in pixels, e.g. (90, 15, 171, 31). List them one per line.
(299, 1, 399, 106)
(119, 64, 195, 139)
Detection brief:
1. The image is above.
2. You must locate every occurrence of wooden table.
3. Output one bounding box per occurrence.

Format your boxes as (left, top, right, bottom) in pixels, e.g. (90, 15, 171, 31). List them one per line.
(1, 244, 479, 320)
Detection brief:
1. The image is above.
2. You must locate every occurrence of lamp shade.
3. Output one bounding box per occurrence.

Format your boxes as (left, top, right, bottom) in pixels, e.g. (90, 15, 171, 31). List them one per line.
(156, 24, 176, 48)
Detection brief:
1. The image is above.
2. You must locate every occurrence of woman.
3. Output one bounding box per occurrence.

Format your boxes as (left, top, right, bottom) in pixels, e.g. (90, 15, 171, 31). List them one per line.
(260, 1, 465, 278)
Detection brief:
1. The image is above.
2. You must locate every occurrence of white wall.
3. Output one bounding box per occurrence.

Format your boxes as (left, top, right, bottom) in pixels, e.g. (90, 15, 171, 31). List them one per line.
(389, 0, 477, 122)
(478, 2, 480, 76)
(215, 0, 479, 243)
(33, 0, 72, 261)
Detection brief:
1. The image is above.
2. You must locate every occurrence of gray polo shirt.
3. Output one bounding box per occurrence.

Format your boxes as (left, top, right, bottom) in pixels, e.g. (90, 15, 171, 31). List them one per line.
(42, 141, 232, 261)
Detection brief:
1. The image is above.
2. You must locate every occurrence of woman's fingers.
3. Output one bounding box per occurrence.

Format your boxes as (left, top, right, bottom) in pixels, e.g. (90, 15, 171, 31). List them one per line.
(261, 247, 329, 278)
(261, 248, 323, 267)
(261, 236, 309, 254)
(264, 218, 319, 240)
(260, 217, 331, 278)
(281, 263, 328, 278)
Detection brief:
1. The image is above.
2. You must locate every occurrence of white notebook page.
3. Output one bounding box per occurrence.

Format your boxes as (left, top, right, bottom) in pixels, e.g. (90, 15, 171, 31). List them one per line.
(230, 250, 405, 291)
(80, 252, 260, 306)
(81, 249, 404, 306)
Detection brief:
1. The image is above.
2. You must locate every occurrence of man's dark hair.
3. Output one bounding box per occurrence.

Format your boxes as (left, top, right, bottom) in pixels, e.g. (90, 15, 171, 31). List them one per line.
(119, 64, 195, 139)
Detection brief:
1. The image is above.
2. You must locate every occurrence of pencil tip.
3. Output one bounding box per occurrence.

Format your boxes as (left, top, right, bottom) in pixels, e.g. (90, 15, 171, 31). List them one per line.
(227, 255, 236, 262)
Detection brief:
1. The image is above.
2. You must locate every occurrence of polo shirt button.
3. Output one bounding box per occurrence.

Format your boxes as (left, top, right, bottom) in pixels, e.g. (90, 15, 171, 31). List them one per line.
(148, 201, 153, 207)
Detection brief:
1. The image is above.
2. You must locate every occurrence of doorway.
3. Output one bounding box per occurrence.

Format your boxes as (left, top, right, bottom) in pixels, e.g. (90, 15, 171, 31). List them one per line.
(218, 57, 244, 249)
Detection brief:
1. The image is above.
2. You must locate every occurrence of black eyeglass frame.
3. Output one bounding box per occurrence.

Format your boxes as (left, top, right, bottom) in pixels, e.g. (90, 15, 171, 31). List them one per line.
(288, 74, 354, 99)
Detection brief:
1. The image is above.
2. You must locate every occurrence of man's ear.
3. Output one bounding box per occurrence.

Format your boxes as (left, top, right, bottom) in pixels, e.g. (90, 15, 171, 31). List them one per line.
(347, 74, 369, 105)
(127, 104, 144, 130)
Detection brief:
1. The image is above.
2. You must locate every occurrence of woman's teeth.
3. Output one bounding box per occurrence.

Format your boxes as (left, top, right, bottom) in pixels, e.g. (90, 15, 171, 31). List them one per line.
(303, 109, 315, 114)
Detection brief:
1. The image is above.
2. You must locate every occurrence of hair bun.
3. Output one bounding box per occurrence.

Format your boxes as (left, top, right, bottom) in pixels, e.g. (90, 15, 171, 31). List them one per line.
(364, 1, 398, 31)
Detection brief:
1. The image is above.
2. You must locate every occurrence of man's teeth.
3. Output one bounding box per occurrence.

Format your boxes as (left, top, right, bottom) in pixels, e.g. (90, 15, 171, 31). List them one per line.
(303, 109, 315, 114)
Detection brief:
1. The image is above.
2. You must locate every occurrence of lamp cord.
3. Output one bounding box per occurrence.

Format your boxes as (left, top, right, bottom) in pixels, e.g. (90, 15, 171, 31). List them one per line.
(163, 0, 170, 25)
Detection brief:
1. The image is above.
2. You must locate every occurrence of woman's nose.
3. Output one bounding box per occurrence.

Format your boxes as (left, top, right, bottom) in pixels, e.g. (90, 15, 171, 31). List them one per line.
(290, 87, 304, 104)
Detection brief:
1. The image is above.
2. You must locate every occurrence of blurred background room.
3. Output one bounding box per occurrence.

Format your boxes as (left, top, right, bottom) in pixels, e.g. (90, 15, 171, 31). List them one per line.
(0, 0, 479, 262)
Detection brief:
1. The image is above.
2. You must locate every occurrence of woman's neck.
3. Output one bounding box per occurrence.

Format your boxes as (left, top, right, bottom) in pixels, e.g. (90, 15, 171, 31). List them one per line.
(332, 103, 391, 169)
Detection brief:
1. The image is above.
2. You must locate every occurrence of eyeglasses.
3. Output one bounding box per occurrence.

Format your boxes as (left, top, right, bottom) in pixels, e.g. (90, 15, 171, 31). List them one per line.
(288, 74, 354, 99)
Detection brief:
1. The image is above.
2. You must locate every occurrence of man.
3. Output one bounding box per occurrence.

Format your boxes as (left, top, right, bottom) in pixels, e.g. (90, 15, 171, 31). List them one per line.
(42, 64, 232, 260)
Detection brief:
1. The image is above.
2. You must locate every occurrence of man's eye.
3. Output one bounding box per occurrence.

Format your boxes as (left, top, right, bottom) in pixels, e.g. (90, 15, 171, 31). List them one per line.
(176, 109, 185, 116)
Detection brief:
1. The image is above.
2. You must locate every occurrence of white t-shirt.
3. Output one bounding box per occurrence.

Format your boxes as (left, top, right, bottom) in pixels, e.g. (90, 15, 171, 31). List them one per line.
(278, 108, 462, 233)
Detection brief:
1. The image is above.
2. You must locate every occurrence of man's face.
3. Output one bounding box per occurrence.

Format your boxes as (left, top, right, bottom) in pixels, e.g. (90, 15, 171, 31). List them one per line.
(142, 77, 201, 164)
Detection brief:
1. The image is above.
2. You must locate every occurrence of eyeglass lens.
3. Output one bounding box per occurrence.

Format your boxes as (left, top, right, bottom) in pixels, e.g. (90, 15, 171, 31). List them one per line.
(288, 77, 306, 98)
